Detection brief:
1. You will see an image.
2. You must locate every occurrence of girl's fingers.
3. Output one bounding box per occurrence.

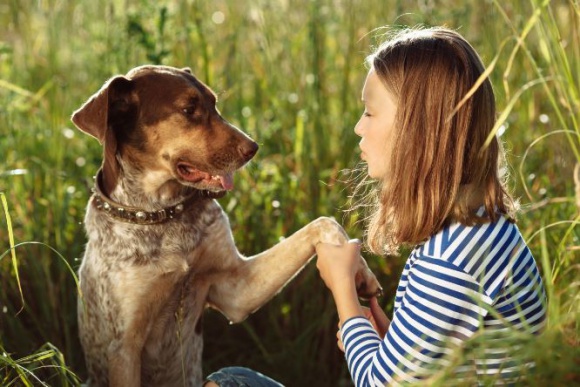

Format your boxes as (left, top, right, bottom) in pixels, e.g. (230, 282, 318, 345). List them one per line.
(336, 329, 345, 352)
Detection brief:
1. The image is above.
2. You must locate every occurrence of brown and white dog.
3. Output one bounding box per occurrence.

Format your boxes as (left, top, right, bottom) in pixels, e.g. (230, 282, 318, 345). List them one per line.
(72, 65, 381, 387)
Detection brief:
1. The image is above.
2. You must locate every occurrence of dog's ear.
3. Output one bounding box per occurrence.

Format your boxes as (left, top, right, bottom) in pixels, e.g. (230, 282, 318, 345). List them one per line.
(71, 76, 134, 195)
(71, 76, 133, 143)
(181, 67, 192, 74)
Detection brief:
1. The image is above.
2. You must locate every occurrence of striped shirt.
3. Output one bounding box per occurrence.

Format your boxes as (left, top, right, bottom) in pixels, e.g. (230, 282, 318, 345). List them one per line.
(341, 213, 547, 386)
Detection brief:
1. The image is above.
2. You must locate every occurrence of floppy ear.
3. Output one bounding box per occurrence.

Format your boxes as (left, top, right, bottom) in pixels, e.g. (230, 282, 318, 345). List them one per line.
(181, 67, 192, 74)
(71, 76, 133, 142)
(71, 76, 134, 195)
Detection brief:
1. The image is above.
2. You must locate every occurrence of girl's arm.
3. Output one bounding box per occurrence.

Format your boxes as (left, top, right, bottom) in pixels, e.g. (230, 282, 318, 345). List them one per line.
(317, 242, 495, 386)
(315, 240, 366, 325)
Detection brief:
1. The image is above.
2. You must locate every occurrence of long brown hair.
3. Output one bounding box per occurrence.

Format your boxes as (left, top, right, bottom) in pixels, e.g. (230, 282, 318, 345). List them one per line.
(358, 26, 516, 255)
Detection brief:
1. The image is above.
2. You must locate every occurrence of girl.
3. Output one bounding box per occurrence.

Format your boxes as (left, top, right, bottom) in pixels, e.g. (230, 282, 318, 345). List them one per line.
(315, 26, 547, 386)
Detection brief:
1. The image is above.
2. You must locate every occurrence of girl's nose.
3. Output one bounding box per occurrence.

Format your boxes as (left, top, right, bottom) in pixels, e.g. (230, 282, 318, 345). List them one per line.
(354, 119, 363, 137)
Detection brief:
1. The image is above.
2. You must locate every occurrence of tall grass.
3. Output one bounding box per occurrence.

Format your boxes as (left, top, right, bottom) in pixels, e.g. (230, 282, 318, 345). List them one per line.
(1, 0, 578, 385)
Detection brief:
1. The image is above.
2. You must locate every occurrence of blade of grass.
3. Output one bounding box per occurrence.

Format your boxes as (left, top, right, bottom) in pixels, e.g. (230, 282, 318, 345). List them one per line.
(0, 192, 24, 313)
(493, 0, 580, 158)
(449, 37, 511, 118)
(518, 130, 579, 201)
(494, 0, 550, 99)
(482, 78, 545, 150)
(0, 241, 81, 296)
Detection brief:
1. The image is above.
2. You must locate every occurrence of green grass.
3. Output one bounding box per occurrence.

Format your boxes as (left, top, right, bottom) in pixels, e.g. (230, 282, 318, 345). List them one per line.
(1, 0, 578, 385)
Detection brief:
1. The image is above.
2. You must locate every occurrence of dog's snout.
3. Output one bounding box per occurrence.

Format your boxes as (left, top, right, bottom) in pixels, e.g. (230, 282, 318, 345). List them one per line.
(239, 141, 259, 161)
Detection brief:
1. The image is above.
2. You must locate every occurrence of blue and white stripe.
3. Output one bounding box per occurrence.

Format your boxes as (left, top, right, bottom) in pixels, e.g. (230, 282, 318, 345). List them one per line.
(341, 214, 547, 386)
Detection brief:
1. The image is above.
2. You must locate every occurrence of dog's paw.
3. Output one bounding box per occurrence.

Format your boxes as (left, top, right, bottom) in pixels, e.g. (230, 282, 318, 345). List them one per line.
(354, 261, 383, 300)
(311, 217, 349, 245)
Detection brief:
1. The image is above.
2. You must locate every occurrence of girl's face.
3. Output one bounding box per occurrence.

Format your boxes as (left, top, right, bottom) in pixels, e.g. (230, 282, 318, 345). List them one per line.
(354, 69, 398, 180)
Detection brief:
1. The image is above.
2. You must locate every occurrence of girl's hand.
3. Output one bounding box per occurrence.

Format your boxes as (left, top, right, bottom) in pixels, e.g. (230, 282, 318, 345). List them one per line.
(316, 240, 367, 328)
(315, 239, 361, 296)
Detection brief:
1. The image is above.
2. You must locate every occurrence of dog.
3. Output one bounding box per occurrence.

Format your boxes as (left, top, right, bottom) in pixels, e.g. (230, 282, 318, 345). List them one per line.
(72, 65, 381, 387)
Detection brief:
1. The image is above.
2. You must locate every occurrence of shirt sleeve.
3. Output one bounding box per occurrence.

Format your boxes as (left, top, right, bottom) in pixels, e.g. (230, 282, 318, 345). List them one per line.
(341, 256, 493, 386)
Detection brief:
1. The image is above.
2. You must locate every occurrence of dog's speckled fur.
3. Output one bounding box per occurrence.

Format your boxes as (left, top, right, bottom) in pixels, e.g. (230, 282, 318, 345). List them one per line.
(73, 65, 381, 387)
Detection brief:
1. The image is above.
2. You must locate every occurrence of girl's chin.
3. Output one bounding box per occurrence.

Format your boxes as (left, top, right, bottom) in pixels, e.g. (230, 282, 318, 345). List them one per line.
(367, 171, 379, 180)
(366, 166, 385, 180)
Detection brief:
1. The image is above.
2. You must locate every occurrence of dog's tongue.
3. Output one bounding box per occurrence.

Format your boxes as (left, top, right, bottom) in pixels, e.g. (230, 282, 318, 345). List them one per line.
(219, 173, 234, 191)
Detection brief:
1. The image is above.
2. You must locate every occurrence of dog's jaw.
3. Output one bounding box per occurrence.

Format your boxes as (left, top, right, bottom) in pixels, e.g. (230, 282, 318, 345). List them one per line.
(108, 161, 192, 208)
(141, 168, 190, 202)
(110, 163, 231, 210)
(175, 161, 235, 191)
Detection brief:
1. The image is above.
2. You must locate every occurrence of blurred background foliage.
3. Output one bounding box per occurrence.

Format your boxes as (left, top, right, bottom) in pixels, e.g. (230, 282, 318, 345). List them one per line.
(0, 0, 578, 385)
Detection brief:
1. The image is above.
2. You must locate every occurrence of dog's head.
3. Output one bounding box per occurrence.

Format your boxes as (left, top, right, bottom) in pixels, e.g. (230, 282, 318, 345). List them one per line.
(72, 65, 258, 197)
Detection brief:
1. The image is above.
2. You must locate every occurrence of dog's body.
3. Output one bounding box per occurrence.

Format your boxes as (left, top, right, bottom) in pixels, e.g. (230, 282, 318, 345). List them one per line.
(73, 65, 380, 387)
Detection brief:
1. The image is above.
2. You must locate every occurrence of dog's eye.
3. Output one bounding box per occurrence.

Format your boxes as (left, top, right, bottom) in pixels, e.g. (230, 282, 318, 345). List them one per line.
(182, 106, 196, 115)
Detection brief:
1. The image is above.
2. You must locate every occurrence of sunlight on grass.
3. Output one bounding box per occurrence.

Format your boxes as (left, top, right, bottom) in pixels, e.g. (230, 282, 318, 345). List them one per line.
(0, 343, 81, 387)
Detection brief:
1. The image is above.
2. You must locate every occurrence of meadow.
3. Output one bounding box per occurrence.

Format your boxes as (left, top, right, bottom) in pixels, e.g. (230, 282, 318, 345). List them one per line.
(1, 0, 579, 385)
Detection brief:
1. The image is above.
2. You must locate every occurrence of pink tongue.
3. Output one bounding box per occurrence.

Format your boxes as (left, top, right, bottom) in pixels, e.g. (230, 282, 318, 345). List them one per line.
(219, 173, 234, 190)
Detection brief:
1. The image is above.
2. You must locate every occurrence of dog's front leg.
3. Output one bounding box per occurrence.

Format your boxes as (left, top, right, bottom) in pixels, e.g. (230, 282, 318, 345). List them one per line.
(108, 339, 141, 387)
(207, 217, 381, 323)
(105, 269, 182, 387)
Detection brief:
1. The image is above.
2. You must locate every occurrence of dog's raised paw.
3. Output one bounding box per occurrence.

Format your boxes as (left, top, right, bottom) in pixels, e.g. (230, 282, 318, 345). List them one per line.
(355, 267, 383, 300)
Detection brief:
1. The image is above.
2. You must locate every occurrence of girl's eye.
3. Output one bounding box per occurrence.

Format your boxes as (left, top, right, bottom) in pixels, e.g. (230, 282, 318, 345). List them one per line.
(363, 111, 372, 117)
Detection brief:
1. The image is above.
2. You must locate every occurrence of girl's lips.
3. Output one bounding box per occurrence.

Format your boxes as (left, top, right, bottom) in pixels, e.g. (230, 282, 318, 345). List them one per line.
(359, 147, 366, 160)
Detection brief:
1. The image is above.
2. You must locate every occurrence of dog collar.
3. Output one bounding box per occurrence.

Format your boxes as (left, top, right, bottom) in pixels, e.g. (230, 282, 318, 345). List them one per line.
(91, 169, 225, 225)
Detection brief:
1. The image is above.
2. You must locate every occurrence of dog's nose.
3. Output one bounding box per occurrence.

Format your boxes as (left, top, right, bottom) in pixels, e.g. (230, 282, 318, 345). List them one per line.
(239, 141, 259, 161)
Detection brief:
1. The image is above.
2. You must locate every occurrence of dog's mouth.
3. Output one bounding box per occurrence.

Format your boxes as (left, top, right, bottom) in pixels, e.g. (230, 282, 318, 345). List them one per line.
(176, 162, 234, 191)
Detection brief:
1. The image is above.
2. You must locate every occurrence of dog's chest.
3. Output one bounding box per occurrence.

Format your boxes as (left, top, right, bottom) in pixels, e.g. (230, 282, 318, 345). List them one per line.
(83, 200, 223, 270)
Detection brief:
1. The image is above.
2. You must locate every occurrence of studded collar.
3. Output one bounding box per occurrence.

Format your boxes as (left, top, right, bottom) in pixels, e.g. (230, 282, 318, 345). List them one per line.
(91, 169, 225, 225)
